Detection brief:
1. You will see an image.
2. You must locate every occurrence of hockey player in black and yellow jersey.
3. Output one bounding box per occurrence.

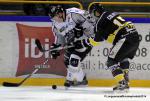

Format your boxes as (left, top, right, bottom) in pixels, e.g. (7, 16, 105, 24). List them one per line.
(76, 4, 140, 91)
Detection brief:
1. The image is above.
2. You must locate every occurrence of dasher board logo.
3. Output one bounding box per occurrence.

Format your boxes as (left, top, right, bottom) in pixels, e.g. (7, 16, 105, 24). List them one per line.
(16, 23, 66, 76)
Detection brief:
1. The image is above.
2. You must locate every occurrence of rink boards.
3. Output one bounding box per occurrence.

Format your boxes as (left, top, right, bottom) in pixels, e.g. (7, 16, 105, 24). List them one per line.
(0, 16, 150, 87)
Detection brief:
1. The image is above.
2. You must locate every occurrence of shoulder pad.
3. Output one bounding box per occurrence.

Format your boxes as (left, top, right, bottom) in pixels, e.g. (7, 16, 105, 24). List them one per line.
(66, 8, 85, 15)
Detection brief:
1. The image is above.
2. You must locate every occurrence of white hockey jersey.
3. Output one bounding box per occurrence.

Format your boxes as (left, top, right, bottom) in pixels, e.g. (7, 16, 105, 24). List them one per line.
(51, 7, 95, 45)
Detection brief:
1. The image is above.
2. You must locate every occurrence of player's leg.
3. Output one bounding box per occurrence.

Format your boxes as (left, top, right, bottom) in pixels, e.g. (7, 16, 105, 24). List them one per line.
(120, 58, 130, 84)
(108, 38, 130, 91)
(66, 54, 87, 85)
(106, 57, 128, 91)
(119, 37, 139, 88)
(64, 48, 91, 86)
(109, 34, 139, 91)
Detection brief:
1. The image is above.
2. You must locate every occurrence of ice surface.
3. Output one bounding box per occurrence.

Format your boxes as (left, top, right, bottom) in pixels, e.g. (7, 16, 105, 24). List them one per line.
(0, 86, 150, 101)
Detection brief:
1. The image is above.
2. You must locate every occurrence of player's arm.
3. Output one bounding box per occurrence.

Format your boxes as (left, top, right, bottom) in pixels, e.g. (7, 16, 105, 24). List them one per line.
(71, 12, 99, 48)
(74, 16, 105, 47)
(72, 12, 95, 36)
(50, 25, 64, 59)
(74, 35, 102, 48)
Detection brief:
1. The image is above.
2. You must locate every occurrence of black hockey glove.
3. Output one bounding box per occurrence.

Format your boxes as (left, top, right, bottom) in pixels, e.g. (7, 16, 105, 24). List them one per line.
(74, 25, 83, 38)
(50, 43, 61, 59)
(65, 29, 75, 43)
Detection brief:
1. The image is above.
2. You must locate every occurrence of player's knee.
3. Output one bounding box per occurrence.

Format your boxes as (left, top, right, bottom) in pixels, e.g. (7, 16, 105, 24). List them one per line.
(69, 54, 80, 67)
(106, 58, 118, 69)
(120, 58, 130, 70)
(106, 58, 123, 77)
(68, 54, 81, 72)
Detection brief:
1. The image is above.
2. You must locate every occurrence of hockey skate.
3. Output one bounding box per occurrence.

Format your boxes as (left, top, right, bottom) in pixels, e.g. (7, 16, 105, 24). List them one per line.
(64, 76, 88, 87)
(113, 79, 129, 92)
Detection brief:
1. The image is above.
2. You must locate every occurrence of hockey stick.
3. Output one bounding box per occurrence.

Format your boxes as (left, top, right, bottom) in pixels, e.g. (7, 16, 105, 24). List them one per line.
(35, 39, 74, 52)
(3, 39, 73, 87)
(2, 59, 49, 87)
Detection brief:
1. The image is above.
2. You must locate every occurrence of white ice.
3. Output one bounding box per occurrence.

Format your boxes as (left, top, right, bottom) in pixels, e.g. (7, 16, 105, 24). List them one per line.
(0, 86, 150, 101)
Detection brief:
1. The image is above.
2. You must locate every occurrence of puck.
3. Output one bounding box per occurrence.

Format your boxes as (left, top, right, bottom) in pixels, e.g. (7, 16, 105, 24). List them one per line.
(52, 85, 57, 89)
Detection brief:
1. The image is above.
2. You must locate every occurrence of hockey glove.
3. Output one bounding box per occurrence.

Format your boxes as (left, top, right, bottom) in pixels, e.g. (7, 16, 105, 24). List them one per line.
(50, 43, 61, 59)
(65, 29, 75, 43)
(65, 26, 83, 43)
(74, 25, 83, 38)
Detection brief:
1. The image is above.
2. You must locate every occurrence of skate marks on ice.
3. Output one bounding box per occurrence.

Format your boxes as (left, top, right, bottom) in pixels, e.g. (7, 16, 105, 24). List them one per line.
(52, 86, 114, 94)
(0, 86, 150, 101)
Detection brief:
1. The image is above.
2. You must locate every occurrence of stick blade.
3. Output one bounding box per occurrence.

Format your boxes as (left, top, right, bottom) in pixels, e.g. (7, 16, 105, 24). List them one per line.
(2, 82, 20, 87)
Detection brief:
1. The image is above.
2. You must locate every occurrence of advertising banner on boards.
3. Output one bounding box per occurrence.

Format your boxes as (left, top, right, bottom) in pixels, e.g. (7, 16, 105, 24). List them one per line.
(0, 16, 150, 80)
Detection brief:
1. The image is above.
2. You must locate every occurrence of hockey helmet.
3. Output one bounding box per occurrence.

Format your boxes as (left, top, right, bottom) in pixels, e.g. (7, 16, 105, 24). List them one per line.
(89, 3, 105, 15)
(48, 5, 65, 18)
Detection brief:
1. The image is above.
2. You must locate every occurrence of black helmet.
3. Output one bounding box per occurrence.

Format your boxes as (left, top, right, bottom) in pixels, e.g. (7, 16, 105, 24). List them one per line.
(48, 5, 65, 18)
(89, 3, 105, 14)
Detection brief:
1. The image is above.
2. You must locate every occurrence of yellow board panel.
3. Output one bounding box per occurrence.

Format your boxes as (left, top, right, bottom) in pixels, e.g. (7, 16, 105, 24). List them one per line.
(1, 78, 150, 87)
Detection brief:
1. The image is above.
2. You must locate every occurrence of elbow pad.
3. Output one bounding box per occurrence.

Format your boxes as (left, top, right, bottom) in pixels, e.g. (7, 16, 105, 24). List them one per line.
(89, 38, 101, 46)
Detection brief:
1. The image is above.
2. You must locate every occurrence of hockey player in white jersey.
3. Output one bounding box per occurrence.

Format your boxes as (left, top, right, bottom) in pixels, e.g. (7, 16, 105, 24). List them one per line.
(48, 5, 95, 87)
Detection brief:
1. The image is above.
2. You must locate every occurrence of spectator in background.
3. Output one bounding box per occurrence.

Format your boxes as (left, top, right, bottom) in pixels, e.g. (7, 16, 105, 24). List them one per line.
(23, 4, 48, 16)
